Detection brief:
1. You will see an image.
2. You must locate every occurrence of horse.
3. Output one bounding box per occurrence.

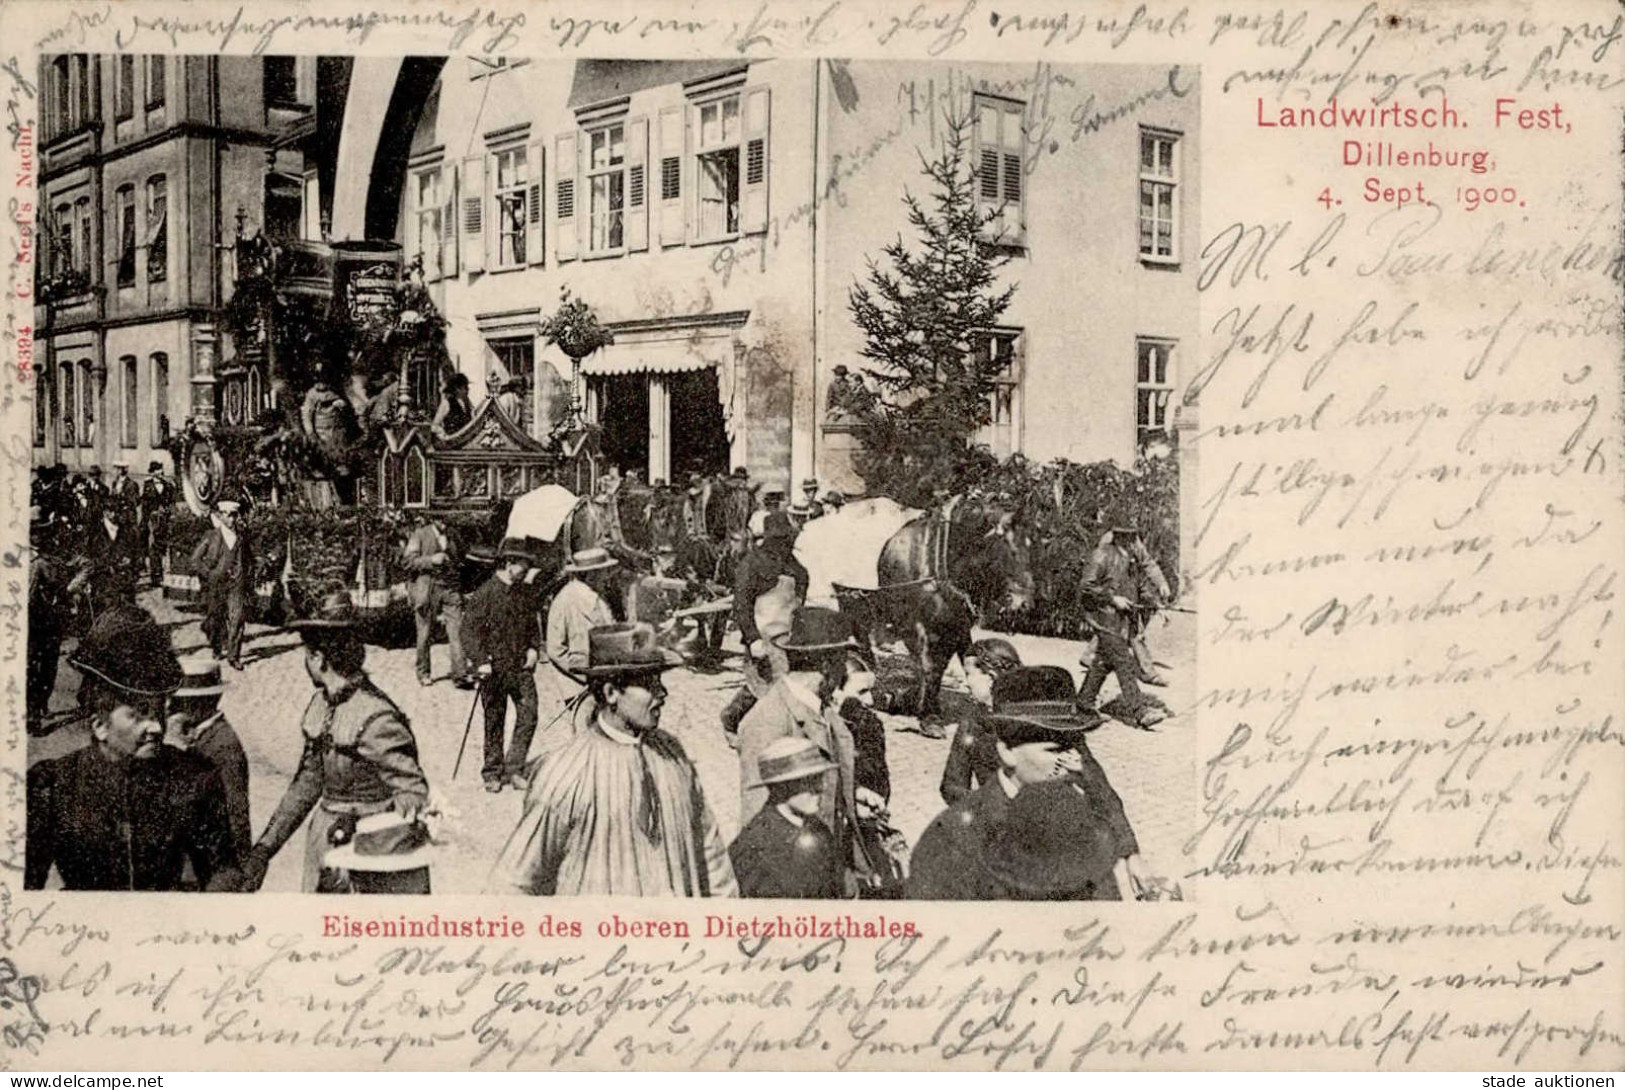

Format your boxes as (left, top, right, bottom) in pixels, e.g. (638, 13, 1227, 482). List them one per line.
(810, 497, 1034, 718)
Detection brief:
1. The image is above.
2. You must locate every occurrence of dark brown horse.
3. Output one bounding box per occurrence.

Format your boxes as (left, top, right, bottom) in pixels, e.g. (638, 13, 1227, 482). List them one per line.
(847, 499, 1034, 717)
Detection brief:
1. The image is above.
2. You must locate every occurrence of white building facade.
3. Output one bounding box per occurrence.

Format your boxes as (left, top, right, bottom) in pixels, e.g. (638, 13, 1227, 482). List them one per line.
(328, 59, 1200, 495)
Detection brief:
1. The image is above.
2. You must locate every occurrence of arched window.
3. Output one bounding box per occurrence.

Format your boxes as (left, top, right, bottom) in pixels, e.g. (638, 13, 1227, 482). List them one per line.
(246, 366, 262, 419)
(115, 185, 136, 288)
(34, 367, 50, 447)
(60, 361, 75, 447)
(78, 359, 95, 447)
(404, 447, 427, 506)
(120, 355, 138, 448)
(381, 452, 404, 507)
(145, 176, 167, 283)
(151, 353, 169, 444)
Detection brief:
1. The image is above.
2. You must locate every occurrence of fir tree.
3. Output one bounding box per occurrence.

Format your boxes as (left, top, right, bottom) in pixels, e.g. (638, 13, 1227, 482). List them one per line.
(847, 108, 1018, 506)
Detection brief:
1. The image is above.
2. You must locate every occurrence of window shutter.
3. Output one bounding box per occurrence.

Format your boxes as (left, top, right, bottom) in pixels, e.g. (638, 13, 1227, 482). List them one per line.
(440, 164, 459, 277)
(554, 131, 578, 262)
(741, 87, 770, 235)
(626, 115, 648, 253)
(657, 106, 683, 247)
(682, 105, 695, 245)
(1002, 101, 1026, 243)
(526, 140, 545, 266)
(460, 154, 485, 274)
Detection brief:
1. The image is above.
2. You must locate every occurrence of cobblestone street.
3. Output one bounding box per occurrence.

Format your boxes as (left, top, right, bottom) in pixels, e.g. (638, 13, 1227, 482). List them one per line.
(30, 589, 1195, 896)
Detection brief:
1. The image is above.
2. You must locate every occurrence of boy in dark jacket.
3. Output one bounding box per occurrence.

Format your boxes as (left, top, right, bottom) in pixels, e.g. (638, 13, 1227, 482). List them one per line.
(729, 737, 842, 899)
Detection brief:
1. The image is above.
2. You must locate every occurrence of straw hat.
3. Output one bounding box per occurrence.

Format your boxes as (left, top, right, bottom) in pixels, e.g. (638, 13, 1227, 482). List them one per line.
(750, 736, 836, 787)
(564, 546, 618, 573)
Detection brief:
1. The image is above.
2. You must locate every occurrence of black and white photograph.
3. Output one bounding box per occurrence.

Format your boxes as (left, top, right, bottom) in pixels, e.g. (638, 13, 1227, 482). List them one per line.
(24, 55, 1198, 897)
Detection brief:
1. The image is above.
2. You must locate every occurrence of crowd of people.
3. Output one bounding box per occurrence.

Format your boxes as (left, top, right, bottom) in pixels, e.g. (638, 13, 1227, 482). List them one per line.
(25, 463, 1178, 902)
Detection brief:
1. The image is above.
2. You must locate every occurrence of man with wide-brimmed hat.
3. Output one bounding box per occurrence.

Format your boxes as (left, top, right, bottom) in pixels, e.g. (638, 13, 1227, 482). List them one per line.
(729, 736, 843, 899)
(26, 608, 239, 891)
(240, 590, 430, 892)
(191, 500, 254, 670)
(721, 510, 808, 745)
(1076, 522, 1172, 730)
(488, 622, 737, 897)
(402, 510, 469, 689)
(166, 656, 251, 859)
(545, 546, 617, 682)
(736, 606, 870, 895)
(908, 666, 1144, 900)
(140, 459, 175, 587)
(465, 539, 546, 792)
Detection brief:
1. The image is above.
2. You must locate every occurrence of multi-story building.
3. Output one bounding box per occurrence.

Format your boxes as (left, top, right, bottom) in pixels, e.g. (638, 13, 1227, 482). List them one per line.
(32, 54, 343, 476)
(328, 58, 1199, 507)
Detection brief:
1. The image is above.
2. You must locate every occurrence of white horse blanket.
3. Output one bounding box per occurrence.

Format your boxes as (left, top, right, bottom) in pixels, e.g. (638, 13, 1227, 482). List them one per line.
(795, 497, 923, 607)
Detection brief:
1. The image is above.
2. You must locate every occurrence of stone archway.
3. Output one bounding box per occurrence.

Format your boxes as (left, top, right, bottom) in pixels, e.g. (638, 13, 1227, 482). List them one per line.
(330, 57, 446, 243)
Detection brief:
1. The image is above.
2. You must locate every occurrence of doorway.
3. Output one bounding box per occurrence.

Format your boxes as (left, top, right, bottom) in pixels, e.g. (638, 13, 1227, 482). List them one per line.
(590, 373, 650, 479)
(669, 369, 729, 479)
(587, 367, 731, 485)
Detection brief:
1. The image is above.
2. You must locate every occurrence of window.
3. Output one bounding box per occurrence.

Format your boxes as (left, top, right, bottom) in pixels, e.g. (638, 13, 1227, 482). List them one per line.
(694, 96, 740, 241)
(974, 94, 1026, 244)
(115, 186, 136, 288)
(145, 176, 167, 283)
(246, 365, 263, 420)
(978, 330, 1022, 457)
(404, 448, 428, 507)
(49, 56, 71, 134)
(490, 338, 535, 434)
(1139, 129, 1180, 262)
(78, 360, 95, 447)
(264, 175, 302, 240)
(60, 361, 75, 447)
(34, 369, 50, 447)
(76, 199, 93, 275)
(52, 203, 72, 276)
(151, 353, 169, 443)
(264, 57, 298, 107)
(492, 147, 528, 266)
(1136, 338, 1176, 445)
(586, 124, 626, 254)
(145, 56, 166, 109)
(120, 356, 138, 448)
(115, 55, 135, 121)
(412, 167, 443, 279)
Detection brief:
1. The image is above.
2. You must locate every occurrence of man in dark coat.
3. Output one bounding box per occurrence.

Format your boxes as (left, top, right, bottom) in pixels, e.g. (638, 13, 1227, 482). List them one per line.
(464, 539, 544, 792)
(166, 657, 252, 859)
(402, 511, 468, 688)
(140, 460, 175, 587)
(720, 511, 808, 744)
(26, 520, 71, 732)
(1076, 524, 1171, 730)
(909, 666, 1145, 900)
(109, 462, 140, 508)
(730, 737, 843, 898)
(191, 501, 254, 669)
(26, 609, 240, 891)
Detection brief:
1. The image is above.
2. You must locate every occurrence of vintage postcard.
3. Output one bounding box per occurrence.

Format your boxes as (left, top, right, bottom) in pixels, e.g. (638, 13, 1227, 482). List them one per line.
(0, 0, 1619, 1072)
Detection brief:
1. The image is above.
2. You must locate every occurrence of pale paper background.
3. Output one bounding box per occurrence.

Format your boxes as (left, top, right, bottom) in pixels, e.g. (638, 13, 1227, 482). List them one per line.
(0, 0, 1620, 1072)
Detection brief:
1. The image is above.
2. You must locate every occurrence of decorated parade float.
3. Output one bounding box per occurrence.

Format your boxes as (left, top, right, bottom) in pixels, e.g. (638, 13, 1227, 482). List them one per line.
(160, 225, 604, 638)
